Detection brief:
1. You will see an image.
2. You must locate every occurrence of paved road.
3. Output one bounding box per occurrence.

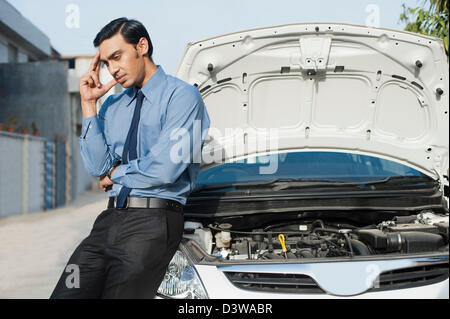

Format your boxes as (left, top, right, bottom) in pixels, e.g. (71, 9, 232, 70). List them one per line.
(0, 191, 109, 299)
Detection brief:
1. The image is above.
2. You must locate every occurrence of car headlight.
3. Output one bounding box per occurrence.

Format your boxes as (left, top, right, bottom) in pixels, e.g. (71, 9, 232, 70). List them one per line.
(157, 249, 208, 299)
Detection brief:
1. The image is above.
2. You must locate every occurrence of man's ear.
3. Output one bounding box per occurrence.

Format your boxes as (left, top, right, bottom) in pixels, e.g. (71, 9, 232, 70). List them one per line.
(137, 37, 149, 57)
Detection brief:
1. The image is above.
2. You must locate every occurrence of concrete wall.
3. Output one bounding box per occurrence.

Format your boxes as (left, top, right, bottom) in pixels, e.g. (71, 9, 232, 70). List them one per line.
(0, 133, 23, 216)
(0, 60, 69, 140)
(0, 132, 45, 217)
(0, 60, 94, 208)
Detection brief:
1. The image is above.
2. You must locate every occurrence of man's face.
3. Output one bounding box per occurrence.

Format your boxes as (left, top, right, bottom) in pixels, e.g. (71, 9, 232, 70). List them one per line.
(99, 32, 146, 88)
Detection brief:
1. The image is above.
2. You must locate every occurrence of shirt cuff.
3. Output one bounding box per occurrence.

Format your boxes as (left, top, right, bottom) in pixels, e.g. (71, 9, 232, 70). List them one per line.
(110, 163, 130, 185)
(80, 115, 102, 139)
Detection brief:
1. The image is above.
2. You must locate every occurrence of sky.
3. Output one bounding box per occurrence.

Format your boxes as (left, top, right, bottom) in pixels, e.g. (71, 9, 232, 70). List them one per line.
(8, 0, 422, 75)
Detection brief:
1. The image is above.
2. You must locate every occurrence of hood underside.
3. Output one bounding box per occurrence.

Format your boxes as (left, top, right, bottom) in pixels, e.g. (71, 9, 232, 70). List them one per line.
(176, 23, 449, 181)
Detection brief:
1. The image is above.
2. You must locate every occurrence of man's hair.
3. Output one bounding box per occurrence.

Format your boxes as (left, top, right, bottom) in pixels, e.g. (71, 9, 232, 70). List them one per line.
(93, 17, 153, 60)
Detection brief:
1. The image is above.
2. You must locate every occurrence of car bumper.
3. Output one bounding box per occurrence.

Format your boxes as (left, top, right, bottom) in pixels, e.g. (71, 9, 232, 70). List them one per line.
(193, 264, 448, 299)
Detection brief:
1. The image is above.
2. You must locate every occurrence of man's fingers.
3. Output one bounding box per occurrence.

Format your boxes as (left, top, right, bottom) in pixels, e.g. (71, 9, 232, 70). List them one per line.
(79, 75, 88, 86)
(89, 51, 100, 73)
(87, 77, 94, 88)
(101, 78, 118, 93)
(90, 71, 101, 88)
(94, 51, 101, 75)
(95, 60, 101, 75)
(81, 72, 103, 89)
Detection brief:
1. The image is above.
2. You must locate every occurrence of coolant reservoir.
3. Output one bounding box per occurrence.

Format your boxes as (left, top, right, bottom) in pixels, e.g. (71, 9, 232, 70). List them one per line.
(183, 222, 213, 254)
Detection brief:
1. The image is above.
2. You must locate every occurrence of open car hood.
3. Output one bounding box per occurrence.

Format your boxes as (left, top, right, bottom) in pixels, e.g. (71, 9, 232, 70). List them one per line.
(175, 23, 449, 181)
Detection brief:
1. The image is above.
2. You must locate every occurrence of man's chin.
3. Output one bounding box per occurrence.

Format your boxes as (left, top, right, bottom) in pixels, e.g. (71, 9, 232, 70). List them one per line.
(120, 80, 131, 88)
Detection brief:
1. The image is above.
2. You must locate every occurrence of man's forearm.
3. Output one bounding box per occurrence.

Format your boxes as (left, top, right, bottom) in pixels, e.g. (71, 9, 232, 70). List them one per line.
(79, 114, 113, 177)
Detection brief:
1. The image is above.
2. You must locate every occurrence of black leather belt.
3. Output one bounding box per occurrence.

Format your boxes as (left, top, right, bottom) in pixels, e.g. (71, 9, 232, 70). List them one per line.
(108, 196, 183, 212)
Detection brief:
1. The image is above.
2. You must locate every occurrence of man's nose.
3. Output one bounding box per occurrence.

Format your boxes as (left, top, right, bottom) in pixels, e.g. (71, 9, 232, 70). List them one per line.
(110, 63, 120, 77)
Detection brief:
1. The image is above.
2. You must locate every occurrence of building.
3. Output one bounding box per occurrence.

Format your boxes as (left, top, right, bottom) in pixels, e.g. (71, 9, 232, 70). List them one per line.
(0, 0, 117, 217)
(0, 0, 58, 63)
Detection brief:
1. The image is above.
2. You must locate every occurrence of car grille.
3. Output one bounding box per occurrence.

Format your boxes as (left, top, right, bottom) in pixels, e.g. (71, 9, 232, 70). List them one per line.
(223, 262, 449, 294)
(223, 272, 325, 294)
(370, 262, 449, 292)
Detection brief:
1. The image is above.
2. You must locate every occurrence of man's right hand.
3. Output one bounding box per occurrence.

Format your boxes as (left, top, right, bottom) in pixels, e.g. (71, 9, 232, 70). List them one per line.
(79, 50, 118, 118)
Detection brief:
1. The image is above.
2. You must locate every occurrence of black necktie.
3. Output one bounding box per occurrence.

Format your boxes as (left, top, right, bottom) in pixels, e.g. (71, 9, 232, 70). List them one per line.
(116, 90, 145, 208)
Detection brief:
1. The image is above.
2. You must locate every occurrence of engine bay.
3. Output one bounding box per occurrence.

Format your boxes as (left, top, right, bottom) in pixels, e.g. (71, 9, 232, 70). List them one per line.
(183, 211, 449, 260)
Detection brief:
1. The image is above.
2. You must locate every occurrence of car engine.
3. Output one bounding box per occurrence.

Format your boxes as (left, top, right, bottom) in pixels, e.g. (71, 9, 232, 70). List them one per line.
(183, 211, 449, 260)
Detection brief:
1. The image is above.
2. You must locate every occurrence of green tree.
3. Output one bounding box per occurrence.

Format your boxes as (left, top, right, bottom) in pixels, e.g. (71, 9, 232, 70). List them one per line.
(400, 0, 449, 57)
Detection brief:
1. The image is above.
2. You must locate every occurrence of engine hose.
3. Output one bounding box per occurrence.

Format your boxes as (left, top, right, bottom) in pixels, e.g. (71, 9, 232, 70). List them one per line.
(343, 233, 354, 257)
(311, 219, 325, 230)
(349, 239, 371, 255)
(313, 228, 340, 234)
(286, 252, 297, 259)
(297, 249, 314, 258)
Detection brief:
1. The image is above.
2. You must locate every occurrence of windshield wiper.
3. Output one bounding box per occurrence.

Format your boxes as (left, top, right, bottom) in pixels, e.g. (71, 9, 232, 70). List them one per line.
(194, 177, 305, 192)
(271, 175, 434, 191)
(194, 175, 434, 193)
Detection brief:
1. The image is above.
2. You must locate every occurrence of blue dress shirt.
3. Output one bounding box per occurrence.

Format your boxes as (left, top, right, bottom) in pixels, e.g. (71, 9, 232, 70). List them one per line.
(79, 65, 210, 205)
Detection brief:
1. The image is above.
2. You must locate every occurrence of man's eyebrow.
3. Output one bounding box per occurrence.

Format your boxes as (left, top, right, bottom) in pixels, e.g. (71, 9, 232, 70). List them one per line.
(100, 49, 122, 63)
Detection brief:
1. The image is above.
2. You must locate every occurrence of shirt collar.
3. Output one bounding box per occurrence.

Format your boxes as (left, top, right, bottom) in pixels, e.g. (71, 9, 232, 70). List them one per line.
(125, 65, 167, 107)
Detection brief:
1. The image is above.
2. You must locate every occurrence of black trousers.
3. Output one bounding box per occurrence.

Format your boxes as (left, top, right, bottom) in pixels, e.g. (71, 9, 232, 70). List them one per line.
(50, 206, 184, 299)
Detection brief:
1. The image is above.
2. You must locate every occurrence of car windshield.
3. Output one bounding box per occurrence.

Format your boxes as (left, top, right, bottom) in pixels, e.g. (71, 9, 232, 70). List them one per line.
(195, 151, 429, 188)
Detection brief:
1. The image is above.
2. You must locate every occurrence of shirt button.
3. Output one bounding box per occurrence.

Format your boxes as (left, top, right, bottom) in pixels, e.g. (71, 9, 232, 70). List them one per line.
(89, 125, 92, 129)
(120, 181, 123, 184)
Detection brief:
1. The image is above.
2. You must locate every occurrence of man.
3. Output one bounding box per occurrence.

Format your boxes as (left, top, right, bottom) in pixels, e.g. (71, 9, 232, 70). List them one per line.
(50, 17, 210, 299)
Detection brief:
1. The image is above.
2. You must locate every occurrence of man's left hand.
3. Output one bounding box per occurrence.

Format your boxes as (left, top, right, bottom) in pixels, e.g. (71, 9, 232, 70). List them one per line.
(99, 166, 118, 191)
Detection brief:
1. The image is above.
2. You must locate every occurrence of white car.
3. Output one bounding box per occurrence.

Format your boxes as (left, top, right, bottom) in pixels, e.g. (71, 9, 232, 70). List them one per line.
(157, 23, 449, 299)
